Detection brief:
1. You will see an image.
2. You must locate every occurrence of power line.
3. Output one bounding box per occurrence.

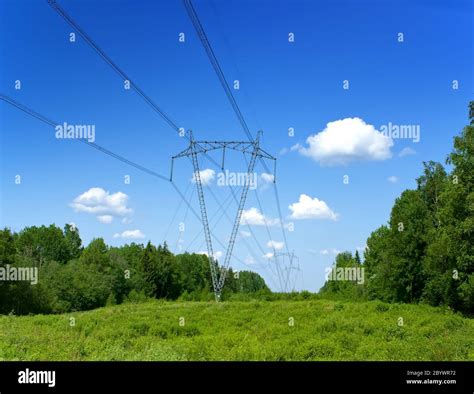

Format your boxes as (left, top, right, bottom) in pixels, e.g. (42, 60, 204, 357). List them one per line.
(204, 182, 274, 278)
(182, 0, 254, 143)
(46, 0, 265, 219)
(209, 0, 263, 132)
(0, 94, 168, 181)
(172, 131, 273, 298)
(45, 0, 296, 295)
(162, 181, 193, 244)
(47, 0, 231, 177)
(242, 153, 284, 290)
(175, 182, 195, 252)
(47, 0, 181, 134)
(183, 0, 297, 291)
(273, 182, 294, 290)
(186, 187, 234, 250)
(187, 157, 281, 289)
(0, 95, 232, 266)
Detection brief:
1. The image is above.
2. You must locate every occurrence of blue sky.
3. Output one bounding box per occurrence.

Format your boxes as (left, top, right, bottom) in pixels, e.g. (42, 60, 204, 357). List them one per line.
(1, 0, 472, 291)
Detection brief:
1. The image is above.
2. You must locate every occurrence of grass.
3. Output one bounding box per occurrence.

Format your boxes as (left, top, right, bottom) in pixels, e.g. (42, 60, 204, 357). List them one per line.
(0, 299, 472, 361)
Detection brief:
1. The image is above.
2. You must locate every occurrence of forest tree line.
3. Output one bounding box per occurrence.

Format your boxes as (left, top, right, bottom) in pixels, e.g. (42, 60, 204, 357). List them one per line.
(0, 225, 269, 315)
(320, 102, 474, 314)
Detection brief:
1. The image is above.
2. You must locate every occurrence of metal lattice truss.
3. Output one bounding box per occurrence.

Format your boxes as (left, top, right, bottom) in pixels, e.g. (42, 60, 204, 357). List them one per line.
(274, 252, 301, 292)
(171, 131, 276, 300)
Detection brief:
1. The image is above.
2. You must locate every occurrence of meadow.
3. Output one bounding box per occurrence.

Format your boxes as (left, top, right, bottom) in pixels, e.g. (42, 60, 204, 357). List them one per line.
(0, 299, 472, 361)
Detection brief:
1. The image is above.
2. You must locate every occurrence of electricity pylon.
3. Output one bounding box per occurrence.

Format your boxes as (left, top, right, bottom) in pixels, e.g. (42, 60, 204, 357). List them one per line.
(274, 251, 300, 292)
(171, 130, 276, 301)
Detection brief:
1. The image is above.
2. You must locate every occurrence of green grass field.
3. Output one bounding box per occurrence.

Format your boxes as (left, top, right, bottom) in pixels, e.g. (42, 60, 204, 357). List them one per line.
(0, 299, 472, 361)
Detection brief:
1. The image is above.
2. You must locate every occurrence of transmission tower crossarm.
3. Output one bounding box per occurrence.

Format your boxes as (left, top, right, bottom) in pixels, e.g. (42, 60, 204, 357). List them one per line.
(172, 146, 194, 160)
(256, 147, 276, 161)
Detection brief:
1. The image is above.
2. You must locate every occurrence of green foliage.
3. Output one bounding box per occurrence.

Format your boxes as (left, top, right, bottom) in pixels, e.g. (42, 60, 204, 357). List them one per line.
(0, 255, 54, 315)
(175, 252, 211, 294)
(0, 228, 16, 265)
(63, 224, 82, 259)
(139, 242, 183, 300)
(124, 289, 150, 304)
(154, 243, 182, 299)
(80, 238, 109, 266)
(323, 101, 474, 314)
(0, 300, 471, 361)
(15, 224, 73, 264)
(319, 251, 366, 300)
(0, 227, 269, 315)
(236, 271, 270, 293)
(387, 189, 432, 302)
(40, 260, 112, 313)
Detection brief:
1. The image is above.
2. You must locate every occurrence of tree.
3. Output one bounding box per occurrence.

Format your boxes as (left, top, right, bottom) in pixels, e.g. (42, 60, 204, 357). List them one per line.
(15, 224, 70, 264)
(416, 161, 447, 227)
(388, 190, 431, 302)
(236, 271, 269, 293)
(423, 102, 474, 312)
(80, 238, 109, 267)
(41, 259, 112, 313)
(354, 250, 361, 265)
(63, 224, 82, 259)
(319, 252, 365, 299)
(175, 252, 211, 294)
(140, 242, 158, 298)
(364, 225, 394, 301)
(154, 246, 182, 299)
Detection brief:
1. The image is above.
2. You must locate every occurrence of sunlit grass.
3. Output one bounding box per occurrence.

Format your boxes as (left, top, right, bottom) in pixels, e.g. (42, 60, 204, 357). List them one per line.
(0, 299, 472, 361)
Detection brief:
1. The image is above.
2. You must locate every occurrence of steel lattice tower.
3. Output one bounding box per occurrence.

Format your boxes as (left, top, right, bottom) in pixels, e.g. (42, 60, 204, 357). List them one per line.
(171, 131, 276, 300)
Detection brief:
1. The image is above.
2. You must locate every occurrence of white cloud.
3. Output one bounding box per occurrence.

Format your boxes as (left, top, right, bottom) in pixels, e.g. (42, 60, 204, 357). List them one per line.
(191, 168, 215, 186)
(387, 176, 398, 183)
(240, 207, 279, 226)
(290, 143, 301, 152)
(261, 173, 274, 183)
(240, 230, 251, 238)
(71, 188, 133, 222)
(98, 215, 113, 224)
(399, 147, 416, 157)
(263, 252, 274, 260)
(258, 172, 275, 191)
(113, 229, 145, 239)
(267, 240, 284, 250)
(288, 194, 339, 220)
(244, 255, 256, 265)
(297, 118, 393, 166)
(320, 248, 341, 255)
